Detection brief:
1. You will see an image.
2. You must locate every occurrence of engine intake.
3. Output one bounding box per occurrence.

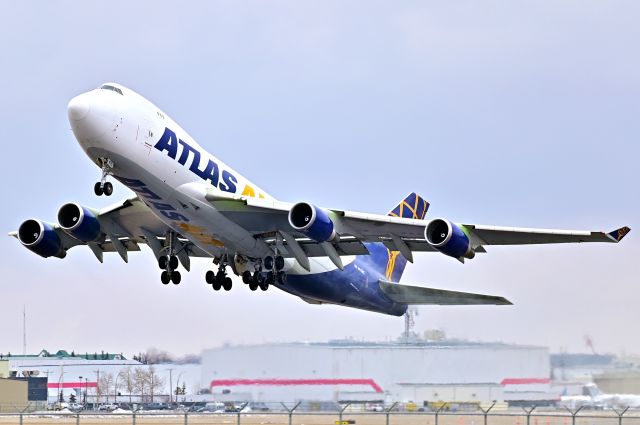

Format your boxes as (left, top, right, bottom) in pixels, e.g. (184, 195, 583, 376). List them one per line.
(18, 219, 66, 258)
(425, 218, 475, 260)
(58, 203, 101, 242)
(288, 202, 336, 242)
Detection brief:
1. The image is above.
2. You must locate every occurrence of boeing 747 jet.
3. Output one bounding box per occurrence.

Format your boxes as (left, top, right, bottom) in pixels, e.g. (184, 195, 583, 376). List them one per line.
(10, 83, 630, 316)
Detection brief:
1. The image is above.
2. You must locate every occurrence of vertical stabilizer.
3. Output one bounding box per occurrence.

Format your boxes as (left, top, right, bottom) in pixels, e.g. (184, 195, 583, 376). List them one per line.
(380, 193, 429, 282)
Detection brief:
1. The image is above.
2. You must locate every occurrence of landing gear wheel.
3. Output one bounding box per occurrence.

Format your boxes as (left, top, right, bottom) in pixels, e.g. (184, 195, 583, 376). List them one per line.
(171, 271, 181, 284)
(242, 271, 252, 284)
(249, 280, 258, 291)
(259, 279, 270, 291)
(205, 270, 215, 284)
(266, 271, 275, 285)
(94, 182, 103, 196)
(277, 271, 287, 285)
(275, 255, 285, 271)
(212, 276, 222, 291)
(158, 256, 168, 270)
(264, 256, 274, 270)
(161, 271, 170, 285)
(103, 182, 113, 196)
(169, 255, 179, 270)
(252, 271, 264, 289)
(223, 277, 232, 291)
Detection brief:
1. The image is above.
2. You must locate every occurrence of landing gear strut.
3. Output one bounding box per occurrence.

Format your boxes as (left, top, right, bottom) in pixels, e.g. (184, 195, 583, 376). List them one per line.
(94, 158, 114, 196)
(205, 256, 232, 291)
(159, 232, 181, 284)
(243, 254, 287, 291)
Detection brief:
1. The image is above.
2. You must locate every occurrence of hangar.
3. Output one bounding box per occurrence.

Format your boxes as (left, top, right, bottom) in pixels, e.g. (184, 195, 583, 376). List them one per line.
(201, 339, 556, 407)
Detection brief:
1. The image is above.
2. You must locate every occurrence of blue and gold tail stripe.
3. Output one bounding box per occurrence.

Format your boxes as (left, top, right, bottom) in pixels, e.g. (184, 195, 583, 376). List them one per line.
(388, 192, 429, 220)
(385, 192, 429, 282)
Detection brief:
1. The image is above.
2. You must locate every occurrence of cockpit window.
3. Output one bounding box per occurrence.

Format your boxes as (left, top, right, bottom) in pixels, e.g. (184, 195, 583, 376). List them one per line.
(100, 85, 123, 95)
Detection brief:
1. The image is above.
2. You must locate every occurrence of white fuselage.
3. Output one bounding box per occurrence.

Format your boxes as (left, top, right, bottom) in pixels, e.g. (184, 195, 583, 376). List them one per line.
(67, 83, 346, 275)
(68, 84, 276, 261)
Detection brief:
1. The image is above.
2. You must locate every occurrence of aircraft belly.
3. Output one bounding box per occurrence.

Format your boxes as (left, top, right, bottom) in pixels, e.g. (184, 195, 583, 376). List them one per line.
(282, 247, 407, 316)
(85, 147, 270, 258)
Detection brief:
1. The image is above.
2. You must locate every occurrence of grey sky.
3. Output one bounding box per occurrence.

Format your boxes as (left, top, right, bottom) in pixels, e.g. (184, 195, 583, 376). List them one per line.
(0, 1, 637, 357)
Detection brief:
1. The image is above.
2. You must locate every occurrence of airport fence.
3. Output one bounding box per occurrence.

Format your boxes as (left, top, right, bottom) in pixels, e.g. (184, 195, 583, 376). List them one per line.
(1, 407, 640, 425)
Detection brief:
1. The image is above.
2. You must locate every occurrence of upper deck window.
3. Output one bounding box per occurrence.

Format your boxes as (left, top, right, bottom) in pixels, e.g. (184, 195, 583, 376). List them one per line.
(100, 85, 123, 95)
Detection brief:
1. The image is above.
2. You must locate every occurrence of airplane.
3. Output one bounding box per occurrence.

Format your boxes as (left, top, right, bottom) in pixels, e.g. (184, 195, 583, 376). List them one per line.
(560, 383, 640, 409)
(10, 83, 630, 316)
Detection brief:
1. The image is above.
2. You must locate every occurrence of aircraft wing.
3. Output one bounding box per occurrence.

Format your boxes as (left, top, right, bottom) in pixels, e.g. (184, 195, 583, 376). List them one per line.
(10, 197, 210, 268)
(205, 191, 629, 269)
(462, 224, 631, 245)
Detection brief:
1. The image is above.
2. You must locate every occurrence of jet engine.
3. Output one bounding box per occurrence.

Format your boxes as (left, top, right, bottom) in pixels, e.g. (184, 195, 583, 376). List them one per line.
(17, 219, 66, 258)
(425, 218, 475, 260)
(57, 203, 101, 242)
(288, 202, 336, 242)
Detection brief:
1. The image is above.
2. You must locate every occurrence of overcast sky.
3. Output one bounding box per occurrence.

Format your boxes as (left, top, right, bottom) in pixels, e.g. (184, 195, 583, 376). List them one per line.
(0, 1, 637, 358)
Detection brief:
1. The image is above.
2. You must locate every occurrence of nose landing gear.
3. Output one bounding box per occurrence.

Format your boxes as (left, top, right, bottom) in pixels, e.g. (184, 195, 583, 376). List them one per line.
(94, 158, 114, 196)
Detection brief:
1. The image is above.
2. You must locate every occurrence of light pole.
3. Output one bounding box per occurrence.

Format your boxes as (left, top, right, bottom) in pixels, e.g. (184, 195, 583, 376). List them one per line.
(114, 373, 119, 405)
(57, 369, 66, 407)
(175, 372, 185, 404)
(168, 368, 173, 405)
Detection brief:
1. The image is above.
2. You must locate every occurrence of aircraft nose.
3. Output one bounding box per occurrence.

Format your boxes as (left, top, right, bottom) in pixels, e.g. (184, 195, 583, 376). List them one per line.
(67, 93, 91, 121)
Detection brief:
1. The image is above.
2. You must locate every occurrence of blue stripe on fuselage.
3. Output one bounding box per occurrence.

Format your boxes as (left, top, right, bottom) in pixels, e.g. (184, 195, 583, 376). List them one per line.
(282, 243, 408, 316)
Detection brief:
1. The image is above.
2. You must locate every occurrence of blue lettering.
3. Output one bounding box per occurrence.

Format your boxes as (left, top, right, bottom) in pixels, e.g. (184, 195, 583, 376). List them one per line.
(155, 127, 240, 194)
(220, 170, 237, 193)
(161, 211, 189, 221)
(192, 159, 220, 187)
(113, 175, 189, 223)
(154, 127, 179, 159)
(150, 201, 175, 211)
(177, 140, 200, 167)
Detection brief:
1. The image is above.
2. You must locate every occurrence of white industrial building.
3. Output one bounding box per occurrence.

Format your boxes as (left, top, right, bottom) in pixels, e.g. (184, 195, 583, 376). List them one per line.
(3, 350, 203, 404)
(202, 340, 556, 407)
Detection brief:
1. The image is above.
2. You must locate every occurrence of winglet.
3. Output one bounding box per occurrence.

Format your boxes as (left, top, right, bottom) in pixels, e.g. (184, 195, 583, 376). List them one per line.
(608, 226, 631, 242)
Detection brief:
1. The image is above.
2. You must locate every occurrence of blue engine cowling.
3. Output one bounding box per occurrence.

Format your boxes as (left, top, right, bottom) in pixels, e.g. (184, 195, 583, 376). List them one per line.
(288, 202, 336, 242)
(425, 218, 475, 260)
(57, 203, 101, 242)
(17, 219, 66, 258)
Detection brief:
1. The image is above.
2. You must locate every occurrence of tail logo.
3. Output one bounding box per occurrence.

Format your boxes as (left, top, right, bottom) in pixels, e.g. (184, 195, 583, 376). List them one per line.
(385, 250, 400, 280)
(385, 193, 429, 282)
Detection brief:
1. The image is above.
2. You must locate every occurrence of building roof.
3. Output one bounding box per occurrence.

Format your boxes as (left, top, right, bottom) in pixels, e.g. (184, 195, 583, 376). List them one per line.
(0, 349, 126, 361)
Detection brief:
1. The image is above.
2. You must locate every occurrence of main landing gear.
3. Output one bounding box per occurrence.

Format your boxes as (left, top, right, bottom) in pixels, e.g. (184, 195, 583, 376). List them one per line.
(94, 158, 114, 196)
(205, 257, 232, 291)
(242, 255, 287, 292)
(159, 232, 181, 284)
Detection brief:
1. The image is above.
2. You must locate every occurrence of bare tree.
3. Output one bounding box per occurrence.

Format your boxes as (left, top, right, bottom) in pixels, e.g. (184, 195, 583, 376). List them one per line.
(133, 367, 148, 403)
(118, 367, 135, 403)
(147, 366, 165, 403)
(98, 373, 115, 403)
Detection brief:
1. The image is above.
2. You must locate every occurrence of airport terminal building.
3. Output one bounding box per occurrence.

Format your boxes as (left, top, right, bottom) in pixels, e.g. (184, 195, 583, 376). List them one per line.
(201, 339, 555, 406)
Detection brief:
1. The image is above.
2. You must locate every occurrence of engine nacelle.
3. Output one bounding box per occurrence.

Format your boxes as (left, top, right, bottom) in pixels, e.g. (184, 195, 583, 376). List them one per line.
(425, 218, 475, 260)
(288, 202, 336, 242)
(17, 219, 66, 259)
(57, 203, 101, 242)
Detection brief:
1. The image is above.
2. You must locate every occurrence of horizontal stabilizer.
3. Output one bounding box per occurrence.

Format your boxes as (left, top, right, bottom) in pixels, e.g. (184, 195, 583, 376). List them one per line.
(379, 280, 512, 305)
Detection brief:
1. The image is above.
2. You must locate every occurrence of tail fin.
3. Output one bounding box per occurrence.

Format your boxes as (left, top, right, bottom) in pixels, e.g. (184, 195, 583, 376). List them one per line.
(387, 192, 429, 220)
(381, 193, 429, 282)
